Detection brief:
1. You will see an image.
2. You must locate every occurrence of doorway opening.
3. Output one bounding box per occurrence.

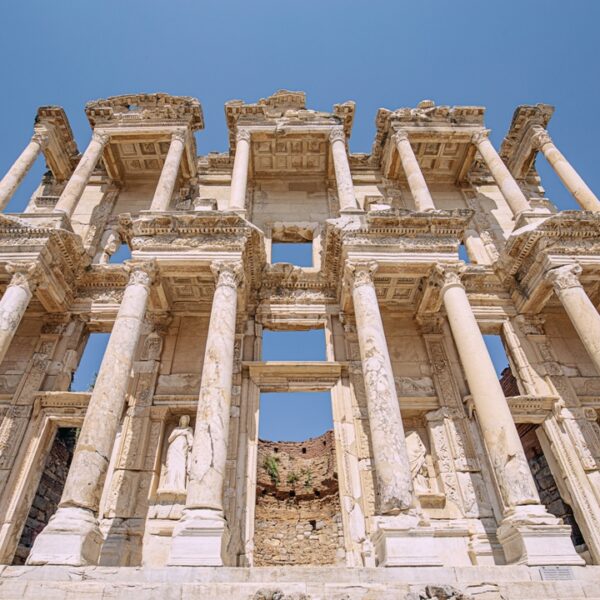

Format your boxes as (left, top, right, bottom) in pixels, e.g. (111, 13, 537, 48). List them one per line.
(254, 391, 344, 566)
(12, 427, 78, 564)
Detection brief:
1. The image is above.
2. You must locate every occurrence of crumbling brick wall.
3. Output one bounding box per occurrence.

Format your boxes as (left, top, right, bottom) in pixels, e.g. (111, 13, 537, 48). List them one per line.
(12, 428, 77, 564)
(254, 431, 345, 566)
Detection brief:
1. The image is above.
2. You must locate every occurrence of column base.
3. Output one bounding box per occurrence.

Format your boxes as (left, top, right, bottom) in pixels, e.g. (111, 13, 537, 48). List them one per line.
(370, 514, 442, 567)
(497, 505, 585, 566)
(26, 506, 103, 566)
(168, 508, 227, 566)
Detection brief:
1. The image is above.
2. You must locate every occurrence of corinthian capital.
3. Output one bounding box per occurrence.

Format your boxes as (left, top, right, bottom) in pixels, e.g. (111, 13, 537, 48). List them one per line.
(211, 260, 244, 289)
(530, 126, 553, 150)
(545, 264, 582, 292)
(471, 129, 490, 146)
(392, 129, 409, 145)
(329, 126, 346, 144)
(347, 260, 378, 289)
(92, 130, 110, 145)
(32, 128, 50, 149)
(429, 263, 465, 293)
(236, 128, 251, 144)
(125, 260, 157, 288)
(171, 128, 188, 144)
(6, 262, 44, 292)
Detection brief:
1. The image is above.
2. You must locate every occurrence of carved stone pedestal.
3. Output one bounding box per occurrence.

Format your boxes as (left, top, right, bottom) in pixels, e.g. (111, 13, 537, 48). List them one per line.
(497, 506, 585, 566)
(26, 507, 103, 566)
(168, 508, 227, 566)
(370, 515, 442, 567)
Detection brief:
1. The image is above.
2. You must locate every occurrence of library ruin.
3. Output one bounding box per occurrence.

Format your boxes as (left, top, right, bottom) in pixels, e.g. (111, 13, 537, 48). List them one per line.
(0, 91, 598, 598)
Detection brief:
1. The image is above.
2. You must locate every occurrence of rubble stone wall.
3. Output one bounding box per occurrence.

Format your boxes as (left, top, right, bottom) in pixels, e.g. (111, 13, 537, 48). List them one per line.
(254, 431, 345, 566)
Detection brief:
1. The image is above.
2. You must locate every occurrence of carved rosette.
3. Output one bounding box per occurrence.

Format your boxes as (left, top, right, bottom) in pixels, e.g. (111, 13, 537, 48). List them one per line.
(346, 260, 377, 290)
(5, 262, 45, 293)
(329, 126, 346, 144)
(530, 126, 553, 150)
(545, 264, 582, 293)
(211, 260, 244, 290)
(471, 129, 490, 146)
(125, 260, 157, 289)
(236, 128, 251, 144)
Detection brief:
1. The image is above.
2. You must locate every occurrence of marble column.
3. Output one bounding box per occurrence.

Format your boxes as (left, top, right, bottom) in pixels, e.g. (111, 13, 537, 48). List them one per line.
(170, 260, 242, 566)
(439, 265, 583, 565)
(330, 127, 359, 212)
(472, 130, 531, 218)
(149, 129, 187, 212)
(0, 130, 49, 211)
(229, 129, 250, 213)
(54, 131, 109, 218)
(393, 130, 435, 212)
(546, 264, 600, 374)
(347, 261, 413, 514)
(27, 261, 155, 566)
(532, 127, 600, 211)
(0, 263, 41, 365)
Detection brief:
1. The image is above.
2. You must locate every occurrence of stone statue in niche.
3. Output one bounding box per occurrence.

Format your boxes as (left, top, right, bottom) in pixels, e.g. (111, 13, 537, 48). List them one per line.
(405, 430, 430, 494)
(158, 415, 193, 495)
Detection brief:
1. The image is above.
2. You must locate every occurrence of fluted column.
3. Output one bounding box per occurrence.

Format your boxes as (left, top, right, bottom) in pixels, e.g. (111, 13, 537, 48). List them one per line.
(348, 261, 413, 514)
(170, 260, 242, 566)
(27, 261, 155, 566)
(330, 127, 359, 212)
(0, 130, 49, 211)
(0, 263, 42, 365)
(393, 130, 435, 212)
(53, 131, 109, 218)
(439, 266, 539, 509)
(546, 264, 600, 373)
(229, 129, 250, 212)
(472, 130, 531, 218)
(532, 127, 600, 211)
(149, 129, 187, 212)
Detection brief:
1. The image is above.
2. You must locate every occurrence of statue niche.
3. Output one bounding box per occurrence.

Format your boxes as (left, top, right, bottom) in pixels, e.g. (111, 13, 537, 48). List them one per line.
(157, 415, 193, 496)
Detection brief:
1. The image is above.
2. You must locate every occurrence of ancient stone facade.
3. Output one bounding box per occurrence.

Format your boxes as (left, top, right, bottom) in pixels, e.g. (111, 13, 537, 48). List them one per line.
(0, 91, 598, 597)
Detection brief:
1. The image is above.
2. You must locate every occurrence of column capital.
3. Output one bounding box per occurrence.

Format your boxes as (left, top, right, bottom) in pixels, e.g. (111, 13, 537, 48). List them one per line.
(329, 126, 346, 144)
(210, 260, 243, 289)
(5, 261, 44, 292)
(392, 129, 409, 144)
(125, 260, 157, 288)
(530, 126, 553, 150)
(91, 130, 110, 146)
(545, 263, 582, 292)
(31, 128, 50, 149)
(171, 128, 188, 144)
(430, 263, 465, 293)
(236, 128, 251, 144)
(145, 310, 172, 336)
(471, 129, 491, 146)
(347, 260, 378, 289)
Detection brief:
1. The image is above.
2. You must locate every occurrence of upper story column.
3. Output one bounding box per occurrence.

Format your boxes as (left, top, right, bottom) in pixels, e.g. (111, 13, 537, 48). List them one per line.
(27, 261, 156, 566)
(170, 260, 243, 566)
(347, 260, 413, 514)
(392, 130, 435, 212)
(0, 129, 49, 211)
(54, 130, 109, 218)
(330, 126, 359, 213)
(149, 128, 187, 212)
(229, 128, 250, 213)
(472, 129, 531, 218)
(532, 127, 600, 211)
(545, 264, 600, 373)
(0, 263, 42, 364)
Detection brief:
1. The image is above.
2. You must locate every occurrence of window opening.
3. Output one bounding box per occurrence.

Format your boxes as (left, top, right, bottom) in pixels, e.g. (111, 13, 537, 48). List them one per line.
(271, 242, 312, 267)
(70, 333, 110, 392)
(262, 329, 326, 362)
(458, 242, 470, 264)
(255, 391, 343, 566)
(483, 334, 511, 378)
(12, 427, 78, 564)
(108, 242, 132, 264)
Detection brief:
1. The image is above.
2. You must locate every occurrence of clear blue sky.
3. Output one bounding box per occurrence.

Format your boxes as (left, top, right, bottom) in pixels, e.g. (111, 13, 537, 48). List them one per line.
(4, 1, 597, 439)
